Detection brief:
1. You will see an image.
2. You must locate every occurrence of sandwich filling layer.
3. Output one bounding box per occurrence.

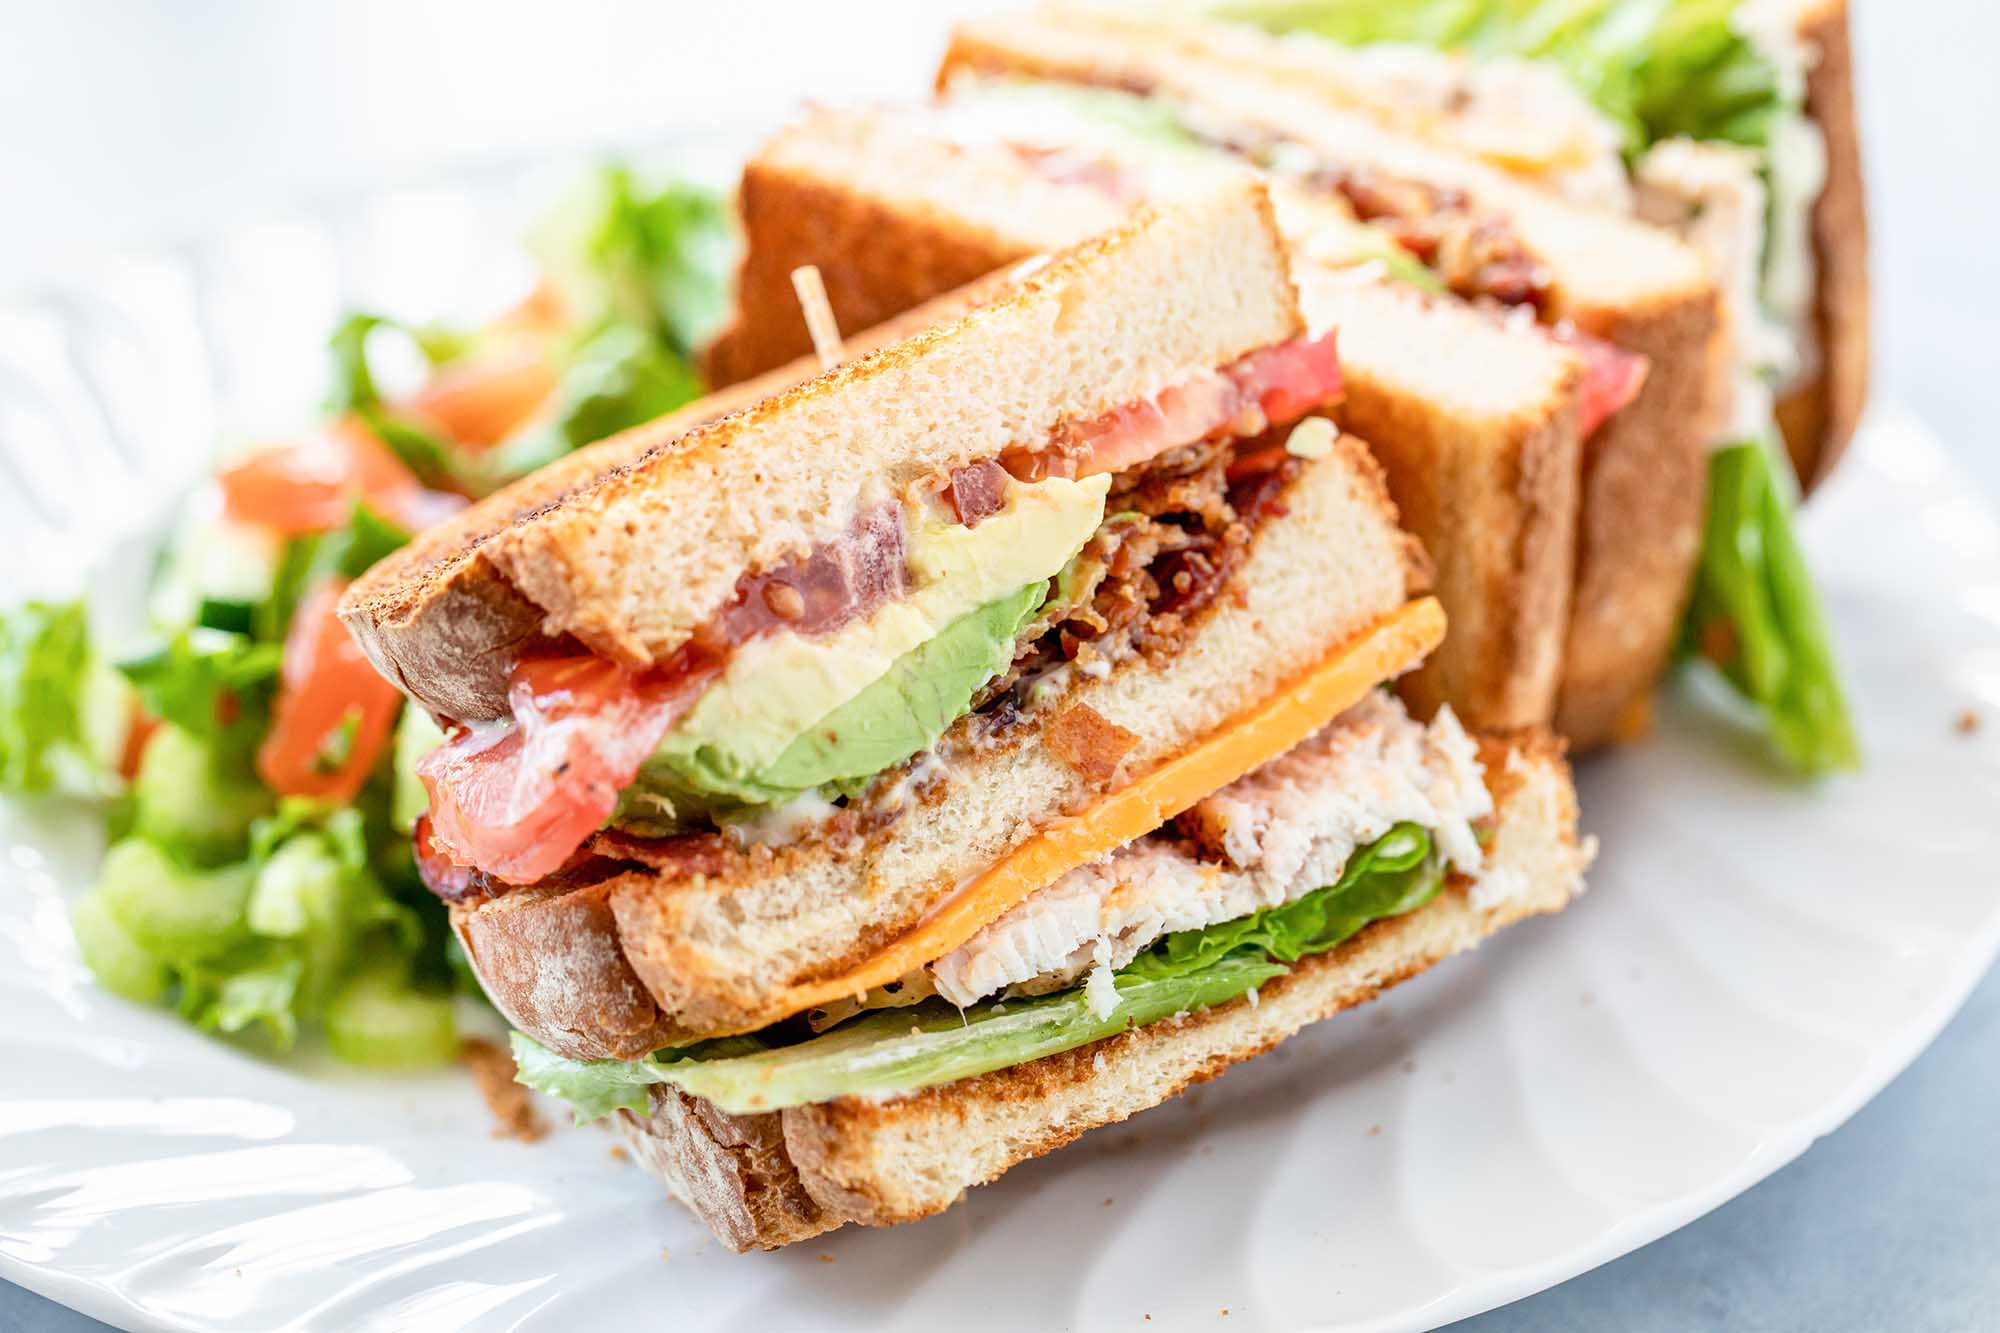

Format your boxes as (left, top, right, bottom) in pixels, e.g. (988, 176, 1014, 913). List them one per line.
(413, 332, 1343, 885)
(513, 691, 1503, 1118)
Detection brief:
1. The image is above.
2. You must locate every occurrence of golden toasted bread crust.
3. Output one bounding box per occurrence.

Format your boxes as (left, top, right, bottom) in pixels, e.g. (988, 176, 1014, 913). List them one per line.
(704, 159, 1041, 387)
(1779, 0, 1869, 491)
(1337, 306, 1583, 731)
(620, 1089, 838, 1251)
(1554, 283, 1721, 749)
(613, 730, 1584, 1249)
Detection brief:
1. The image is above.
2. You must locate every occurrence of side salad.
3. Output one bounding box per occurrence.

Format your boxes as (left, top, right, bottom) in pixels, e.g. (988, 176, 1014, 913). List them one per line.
(0, 166, 731, 1066)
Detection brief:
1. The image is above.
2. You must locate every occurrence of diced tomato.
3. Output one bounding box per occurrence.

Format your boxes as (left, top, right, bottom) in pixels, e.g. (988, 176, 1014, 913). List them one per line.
(418, 654, 709, 885)
(256, 580, 404, 804)
(1231, 330, 1343, 426)
(401, 342, 559, 451)
(217, 418, 462, 536)
(488, 281, 572, 340)
(1546, 324, 1650, 439)
(118, 708, 160, 781)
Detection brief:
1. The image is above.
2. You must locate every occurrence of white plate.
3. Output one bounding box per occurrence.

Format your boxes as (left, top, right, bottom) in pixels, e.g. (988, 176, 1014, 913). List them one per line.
(2, 172, 1998, 1333)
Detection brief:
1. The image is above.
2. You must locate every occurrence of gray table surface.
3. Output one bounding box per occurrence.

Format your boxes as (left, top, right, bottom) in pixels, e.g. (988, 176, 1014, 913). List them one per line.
(4, 2, 1998, 1328)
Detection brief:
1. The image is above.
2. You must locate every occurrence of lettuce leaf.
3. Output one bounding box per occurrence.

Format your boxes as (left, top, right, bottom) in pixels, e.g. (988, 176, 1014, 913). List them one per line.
(1210, 0, 1785, 153)
(538, 167, 734, 360)
(118, 629, 282, 766)
(516, 951, 1289, 1119)
(518, 826, 1439, 1118)
(72, 802, 448, 1061)
(1681, 441, 1857, 774)
(1128, 822, 1440, 978)
(0, 600, 127, 797)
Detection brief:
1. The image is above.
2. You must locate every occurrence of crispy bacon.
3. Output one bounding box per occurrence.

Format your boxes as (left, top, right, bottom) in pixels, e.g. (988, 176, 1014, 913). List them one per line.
(947, 459, 1012, 527)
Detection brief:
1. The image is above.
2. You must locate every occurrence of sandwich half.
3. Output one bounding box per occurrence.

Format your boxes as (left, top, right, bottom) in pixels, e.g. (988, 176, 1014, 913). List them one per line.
(342, 182, 1451, 1048)
(342, 184, 1591, 1249)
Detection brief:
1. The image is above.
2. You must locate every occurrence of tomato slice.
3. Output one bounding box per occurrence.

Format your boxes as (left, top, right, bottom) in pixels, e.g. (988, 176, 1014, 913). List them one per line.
(418, 655, 710, 885)
(1076, 331, 1344, 478)
(1546, 324, 1651, 439)
(401, 342, 559, 451)
(1230, 330, 1343, 426)
(257, 580, 404, 804)
(218, 418, 461, 535)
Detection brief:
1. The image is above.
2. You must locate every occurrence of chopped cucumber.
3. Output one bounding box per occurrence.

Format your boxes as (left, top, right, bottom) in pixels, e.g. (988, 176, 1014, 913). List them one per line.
(325, 967, 458, 1068)
(131, 725, 274, 864)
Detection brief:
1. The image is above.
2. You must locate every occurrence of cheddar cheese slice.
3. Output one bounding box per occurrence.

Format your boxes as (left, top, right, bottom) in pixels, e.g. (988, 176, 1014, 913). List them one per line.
(754, 595, 1446, 1025)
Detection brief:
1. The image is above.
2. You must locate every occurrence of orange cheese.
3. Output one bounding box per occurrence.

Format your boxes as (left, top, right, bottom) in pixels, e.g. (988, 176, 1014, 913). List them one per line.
(764, 596, 1446, 1021)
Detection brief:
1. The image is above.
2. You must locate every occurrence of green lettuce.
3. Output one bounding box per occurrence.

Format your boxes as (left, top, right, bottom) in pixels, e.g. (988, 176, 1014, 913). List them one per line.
(538, 167, 734, 361)
(515, 952, 1288, 1119)
(1210, 0, 1786, 153)
(118, 630, 282, 766)
(1129, 822, 1441, 978)
(518, 826, 1439, 1118)
(72, 802, 450, 1061)
(1681, 441, 1857, 774)
(0, 600, 128, 797)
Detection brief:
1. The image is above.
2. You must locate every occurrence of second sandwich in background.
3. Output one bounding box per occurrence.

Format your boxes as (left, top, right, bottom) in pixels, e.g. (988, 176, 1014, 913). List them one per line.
(704, 8, 1856, 771)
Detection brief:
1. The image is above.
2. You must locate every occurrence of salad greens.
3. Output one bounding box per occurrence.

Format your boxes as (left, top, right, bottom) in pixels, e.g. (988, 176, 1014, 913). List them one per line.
(516, 825, 1442, 1119)
(1682, 440, 1857, 772)
(0, 164, 736, 1066)
(0, 601, 129, 798)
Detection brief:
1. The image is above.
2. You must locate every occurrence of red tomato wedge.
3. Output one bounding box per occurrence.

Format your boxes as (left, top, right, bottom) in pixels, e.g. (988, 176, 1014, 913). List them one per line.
(401, 342, 559, 451)
(257, 580, 404, 804)
(217, 418, 462, 535)
(418, 655, 710, 885)
(1546, 324, 1651, 439)
(1232, 329, 1343, 426)
(118, 708, 160, 782)
(1076, 331, 1342, 478)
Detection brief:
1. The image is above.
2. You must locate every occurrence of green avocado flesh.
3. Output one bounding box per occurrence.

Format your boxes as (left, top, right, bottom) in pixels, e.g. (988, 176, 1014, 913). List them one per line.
(514, 824, 1444, 1119)
(628, 581, 1047, 819)
(618, 472, 1108, 826)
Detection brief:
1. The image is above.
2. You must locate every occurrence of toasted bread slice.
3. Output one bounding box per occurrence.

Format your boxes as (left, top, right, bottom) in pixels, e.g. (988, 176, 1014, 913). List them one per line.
(706, 107, 1584, 734)
(1778, 0, 1869, 490)
(938, 17, 1721, 750)
(340, 182, 1299, 721)
(616, 729, 1587, 1250)
(456, 439, 1429, 1051)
